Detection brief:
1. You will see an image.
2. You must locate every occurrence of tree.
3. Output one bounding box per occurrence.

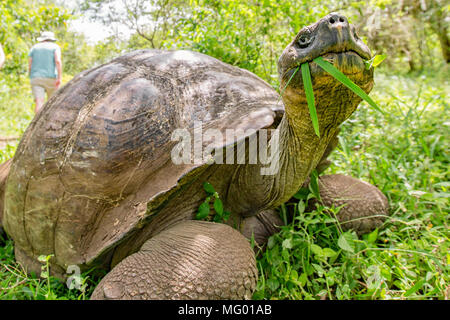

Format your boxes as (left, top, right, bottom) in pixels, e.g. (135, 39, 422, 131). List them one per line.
(81, 0, 339, 85)
(80, 0, 448, 76)
(401, 0, 449, 63)
(80, 0, 189, 49)
(339, 0, 448, 72)
(0, 0, 71, 75)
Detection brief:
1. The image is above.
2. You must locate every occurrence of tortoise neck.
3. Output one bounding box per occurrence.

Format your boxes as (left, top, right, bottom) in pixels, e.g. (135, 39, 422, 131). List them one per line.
(261, 110, 335, 207)
(226, 107, 338, 215)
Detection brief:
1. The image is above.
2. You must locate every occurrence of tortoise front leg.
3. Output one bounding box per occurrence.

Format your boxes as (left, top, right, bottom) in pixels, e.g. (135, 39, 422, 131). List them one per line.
(240, 209, 284, 253)
(311, 174, 390, 235)
(91, 220, 257, 300)
(239, 174, 390, 251)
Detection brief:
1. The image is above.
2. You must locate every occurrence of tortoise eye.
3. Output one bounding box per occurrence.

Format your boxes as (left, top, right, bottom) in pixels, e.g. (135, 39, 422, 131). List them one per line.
(298, 34, 312, 48)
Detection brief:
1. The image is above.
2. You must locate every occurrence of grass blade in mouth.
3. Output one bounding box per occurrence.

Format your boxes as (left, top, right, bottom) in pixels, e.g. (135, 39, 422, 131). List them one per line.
(276, 66, 299, 110)
(313, 56, 385, 115)
(301, 63, 320, 138)
(279, 66, 300, 98)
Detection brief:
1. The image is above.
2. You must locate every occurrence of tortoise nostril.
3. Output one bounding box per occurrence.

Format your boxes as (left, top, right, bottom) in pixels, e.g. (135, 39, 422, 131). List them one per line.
(328, 14, 349, 28)
(329, 14, 347, 25)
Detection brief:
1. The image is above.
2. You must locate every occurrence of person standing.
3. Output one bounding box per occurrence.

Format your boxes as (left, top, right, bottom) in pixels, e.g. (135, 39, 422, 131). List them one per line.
(0, 43, 5, 69)
(28, 31, 62, 113)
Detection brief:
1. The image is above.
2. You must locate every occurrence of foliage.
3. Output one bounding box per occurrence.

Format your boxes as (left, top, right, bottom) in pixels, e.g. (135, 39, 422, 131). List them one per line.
(255, 71, 449, 300)
(56, 30, 97, 75)
(0, 75, 34, 141)
(161, 0, 333, 87)
(345, 0, 449, 71)
(79, 0, 448, 82)
(0, 0, 448, 300)
(2, 1, 445, 80)
(81, 0, 190, 49)
(0, 234, 101, 300)
(0, 0, 71, 76)
(196, 182, 231, 223)
(79, 0, 336, 86)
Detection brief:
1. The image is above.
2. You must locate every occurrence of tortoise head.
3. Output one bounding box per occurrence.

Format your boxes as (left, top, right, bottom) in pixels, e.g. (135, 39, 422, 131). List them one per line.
(278, 12, 374, 126)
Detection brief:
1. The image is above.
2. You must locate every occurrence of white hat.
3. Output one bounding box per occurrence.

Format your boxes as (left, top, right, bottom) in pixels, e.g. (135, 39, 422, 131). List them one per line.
(37, 31, 57, 42)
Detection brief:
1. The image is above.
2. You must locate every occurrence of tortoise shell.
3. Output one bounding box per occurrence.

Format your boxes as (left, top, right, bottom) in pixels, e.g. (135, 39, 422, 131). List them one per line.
(4, 50, 282, 273)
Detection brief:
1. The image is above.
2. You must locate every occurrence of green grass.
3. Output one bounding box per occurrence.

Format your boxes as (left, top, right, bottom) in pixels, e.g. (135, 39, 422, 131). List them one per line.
(301, 63, 320, 137)
(0, 234, 99, 299)
(254, 70, 449, 300)
(0, 75, 34, 163)
(0, 70, 448, 299)
(0, 75, 35, 139)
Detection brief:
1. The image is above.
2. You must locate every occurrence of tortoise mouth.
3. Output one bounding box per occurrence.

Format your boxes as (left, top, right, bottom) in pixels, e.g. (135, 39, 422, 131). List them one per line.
(284, 50, 368, 78)
(315, 50, 368, 75)
(281, 50, 373, 88)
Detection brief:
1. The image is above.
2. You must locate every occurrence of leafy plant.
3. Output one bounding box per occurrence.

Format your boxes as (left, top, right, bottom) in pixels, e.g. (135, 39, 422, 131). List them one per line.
(0, 235, 102, 300)
(365, 54, 387, 70)
(195, 182, 231, 223)
(37, 254, 54, 299)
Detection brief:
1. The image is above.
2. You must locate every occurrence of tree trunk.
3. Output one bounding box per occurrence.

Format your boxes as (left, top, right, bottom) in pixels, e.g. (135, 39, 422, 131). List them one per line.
(432, 23, 450, 63)
(403, 44, 417, 72)
(424, 0, 449, 63)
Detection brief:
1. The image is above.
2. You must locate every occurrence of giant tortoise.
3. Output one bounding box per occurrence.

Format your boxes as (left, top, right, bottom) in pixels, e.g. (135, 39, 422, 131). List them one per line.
(0, 13, 388, 299)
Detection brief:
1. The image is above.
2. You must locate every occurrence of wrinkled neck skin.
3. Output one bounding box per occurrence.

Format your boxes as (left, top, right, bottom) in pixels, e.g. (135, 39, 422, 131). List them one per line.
(226, 84, 361, 216)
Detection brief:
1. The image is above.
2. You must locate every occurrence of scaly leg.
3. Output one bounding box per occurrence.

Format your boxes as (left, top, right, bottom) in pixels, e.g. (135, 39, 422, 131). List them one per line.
(239, 174, 390, 249)
(91, 220, 257, 300)
(310, 174, 389, 235)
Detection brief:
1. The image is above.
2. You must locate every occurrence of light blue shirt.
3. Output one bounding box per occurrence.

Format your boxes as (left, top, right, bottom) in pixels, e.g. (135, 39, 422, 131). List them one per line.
(28, 42, 61, 79)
